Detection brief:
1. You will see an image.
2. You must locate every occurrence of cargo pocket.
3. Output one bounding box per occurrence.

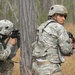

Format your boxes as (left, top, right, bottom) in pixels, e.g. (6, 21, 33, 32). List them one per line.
(32, 41, 48, 58)
(52, 64, 61, 74)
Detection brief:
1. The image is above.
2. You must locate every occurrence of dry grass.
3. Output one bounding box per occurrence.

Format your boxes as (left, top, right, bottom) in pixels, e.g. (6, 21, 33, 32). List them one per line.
(64, 24, 75, 37)
(62, 51, 75, 75)
(12, 24, 75, 75)
(12, 48, 20, 75)
(62, 24, 75, 75)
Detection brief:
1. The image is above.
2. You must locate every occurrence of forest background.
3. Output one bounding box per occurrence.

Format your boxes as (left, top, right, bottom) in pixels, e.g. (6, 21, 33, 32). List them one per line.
(0, 0, 75, 75)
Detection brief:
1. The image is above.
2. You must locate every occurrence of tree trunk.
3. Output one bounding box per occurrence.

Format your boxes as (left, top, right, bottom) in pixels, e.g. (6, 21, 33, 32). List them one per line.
(19, 0, 36, 75)
(2, 0, 7, 18)
(73, 0, 75, 25)
(61, 0, 64, 5)
(51, 0, 57, 5)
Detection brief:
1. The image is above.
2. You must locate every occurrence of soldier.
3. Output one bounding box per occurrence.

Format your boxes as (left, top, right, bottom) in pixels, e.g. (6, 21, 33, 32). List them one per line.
(0, 19, 18, 75)
(32, 5, 73, 75)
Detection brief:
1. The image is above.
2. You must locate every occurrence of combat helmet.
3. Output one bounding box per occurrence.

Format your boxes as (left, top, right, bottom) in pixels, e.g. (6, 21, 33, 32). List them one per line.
(48, 4, 68, 16)
(0, 19, 13, 35)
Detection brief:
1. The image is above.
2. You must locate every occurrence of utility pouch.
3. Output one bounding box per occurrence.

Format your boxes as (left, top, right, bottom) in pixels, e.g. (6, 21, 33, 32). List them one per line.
(32, 41, 49, 58)
(32, 20, 55, 58)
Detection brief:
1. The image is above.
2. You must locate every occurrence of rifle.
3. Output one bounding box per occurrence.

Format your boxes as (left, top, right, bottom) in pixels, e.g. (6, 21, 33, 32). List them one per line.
(67, 32, 75, 43)
(0, 30, 20, 48)
(9, 30, 20, 48)
(10, 30, 20, 40)
(67, 32, 75, 49)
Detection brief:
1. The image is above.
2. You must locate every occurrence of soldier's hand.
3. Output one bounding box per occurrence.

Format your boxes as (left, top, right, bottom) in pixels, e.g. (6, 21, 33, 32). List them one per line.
(8, 38, 17, 45)
(69, 38, 73, 43)
(73, 43, 75, 49)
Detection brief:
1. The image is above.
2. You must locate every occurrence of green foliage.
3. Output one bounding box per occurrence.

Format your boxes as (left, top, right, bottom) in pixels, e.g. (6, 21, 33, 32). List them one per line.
(39, 11, 47, 24)
(35, 0, 75, 26)
(35, 0, 41, 11)
(63, 0, 74, 23)
(57, 0, 62, 4)
(34, 0, 48, 26)
(0, 0, 75, 25)
(7, 9, 13, 17)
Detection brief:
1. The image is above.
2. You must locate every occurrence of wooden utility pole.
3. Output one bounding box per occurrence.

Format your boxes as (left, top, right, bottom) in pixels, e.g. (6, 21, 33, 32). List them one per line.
(18, 0, 36, 75)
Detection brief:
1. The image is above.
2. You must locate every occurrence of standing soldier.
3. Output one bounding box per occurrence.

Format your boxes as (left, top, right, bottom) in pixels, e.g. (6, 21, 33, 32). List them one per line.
(32, 5, 73, 75)
(0, 19, 18, 75)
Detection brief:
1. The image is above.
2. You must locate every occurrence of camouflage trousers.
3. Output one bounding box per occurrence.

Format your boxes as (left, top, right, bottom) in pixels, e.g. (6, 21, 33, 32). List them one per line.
(32, 60, 61, 75)
(0, 59, 14, 75)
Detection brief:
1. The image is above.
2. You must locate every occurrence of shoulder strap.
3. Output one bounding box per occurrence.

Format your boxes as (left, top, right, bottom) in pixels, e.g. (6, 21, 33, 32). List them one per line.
(37, 20, 55, 41)
(44, 20, 55, 29)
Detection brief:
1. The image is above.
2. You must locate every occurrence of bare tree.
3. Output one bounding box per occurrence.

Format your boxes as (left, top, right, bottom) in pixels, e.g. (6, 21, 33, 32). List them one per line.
(51, 0, 57, 5)
(73, 0, 75, 25)
(61, 0, 64, 5)
(18, 0, 36, 75)
(2, 0, 7, 18)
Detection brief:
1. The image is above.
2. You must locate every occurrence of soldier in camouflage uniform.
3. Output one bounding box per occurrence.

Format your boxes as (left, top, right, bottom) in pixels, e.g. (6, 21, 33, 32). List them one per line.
(0, 19, 17, 75)
(32, 5, 73, 75)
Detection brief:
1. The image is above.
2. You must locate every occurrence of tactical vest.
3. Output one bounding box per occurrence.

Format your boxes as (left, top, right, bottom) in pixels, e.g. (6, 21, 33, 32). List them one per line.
(32, 20, 66, 63)
(32, 20, 55, 58)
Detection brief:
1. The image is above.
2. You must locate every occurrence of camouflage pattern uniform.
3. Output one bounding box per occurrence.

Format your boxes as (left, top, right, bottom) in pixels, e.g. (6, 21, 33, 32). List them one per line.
(0, 43, 14, 75)
(0, 20, 17, 75)
(32, 5, 73, 75)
